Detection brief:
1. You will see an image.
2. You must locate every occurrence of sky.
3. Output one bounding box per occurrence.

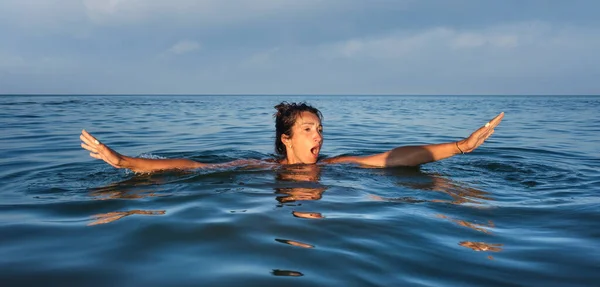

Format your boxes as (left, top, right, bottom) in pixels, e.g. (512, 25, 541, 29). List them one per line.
(1, 0, 599, 95)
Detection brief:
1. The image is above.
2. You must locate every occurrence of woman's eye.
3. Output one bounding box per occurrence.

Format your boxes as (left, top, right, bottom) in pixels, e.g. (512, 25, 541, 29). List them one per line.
(305, 128, 311, 131)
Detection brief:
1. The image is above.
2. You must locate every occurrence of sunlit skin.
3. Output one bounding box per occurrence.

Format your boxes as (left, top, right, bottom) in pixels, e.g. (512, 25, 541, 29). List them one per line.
(80, 108, 504, 173)
(279, 111, 323, 165)
(324, 112, 504, 167)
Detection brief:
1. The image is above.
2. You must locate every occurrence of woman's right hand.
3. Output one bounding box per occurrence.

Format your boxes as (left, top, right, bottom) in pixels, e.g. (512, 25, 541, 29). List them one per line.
(457, 112, 504, 154)
(80, 130, 126, 169)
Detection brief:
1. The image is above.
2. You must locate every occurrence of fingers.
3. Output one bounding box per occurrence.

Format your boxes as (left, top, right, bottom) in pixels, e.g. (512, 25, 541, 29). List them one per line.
(80, 134, 93, 148)
(488, 112, 504, 129)
(473, 129, 495, 149)
(81, 129, 107, 152)
(83, 131, 106, 159)
(81, 129, 98, 145)
(472, 112, 504, 139)
(82, 129, 122, 169)
(80, 130, 101, 150)
(478, 128, 495, 143)
(472, 125, 488, 138)
(81, 142, 94, 153)
(481, 112, 503, 131)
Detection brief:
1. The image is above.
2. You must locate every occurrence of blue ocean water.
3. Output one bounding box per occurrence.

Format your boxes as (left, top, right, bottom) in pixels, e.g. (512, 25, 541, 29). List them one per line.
(0, 95, 598, 286)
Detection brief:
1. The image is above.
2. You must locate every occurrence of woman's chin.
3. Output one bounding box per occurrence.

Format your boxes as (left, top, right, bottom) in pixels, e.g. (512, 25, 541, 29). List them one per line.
(305, 155, 319, 164)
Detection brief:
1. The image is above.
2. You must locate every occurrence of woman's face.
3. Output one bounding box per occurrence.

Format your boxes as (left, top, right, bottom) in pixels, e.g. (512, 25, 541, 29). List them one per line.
(282, 111, 323, 164)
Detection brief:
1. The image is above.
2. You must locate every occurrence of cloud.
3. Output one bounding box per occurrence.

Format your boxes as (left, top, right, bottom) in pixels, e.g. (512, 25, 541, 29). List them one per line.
(0, 0, 350, 33)
(167, 40, 201, 55)
(81, 0, 336, 26)
(3, 20, 599, 94)
(322, 22, 552, 60)
(229, 21, 600, 94)
(0, 0, 88, 32)
(1, 0, 599, 95)
(451, 33, 518, 49)
(240, 47, 281, 69)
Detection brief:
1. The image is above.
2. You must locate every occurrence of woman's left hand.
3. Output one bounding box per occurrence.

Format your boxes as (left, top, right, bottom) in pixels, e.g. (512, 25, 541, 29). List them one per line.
(458, 112, 504, 153)
(80, 130, 125, 168)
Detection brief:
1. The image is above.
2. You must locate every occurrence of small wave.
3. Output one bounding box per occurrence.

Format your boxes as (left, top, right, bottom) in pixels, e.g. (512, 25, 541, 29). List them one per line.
(138, 153, 167, 160)
(41, 100, 83, 106)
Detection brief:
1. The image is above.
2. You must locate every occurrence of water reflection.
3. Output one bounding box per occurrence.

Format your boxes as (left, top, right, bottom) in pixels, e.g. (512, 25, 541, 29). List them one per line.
(271, 269, 304, 277)
(89, 174, 172, 200)
(86, 165, 505, 260)
(274, 164, 326, 204)
(292, 211, 324, 219)
(459, 241, 503, 252)
(89, 210, 165, 226)
(372, 168, 493, 205)
(425, 176, 493, 205)
(275, 238, 315, 249)
(272, 165, 323, 276)
(87, 174, 174, 225)
(438, 214, 502, 260)
(437, 214, 495, 234)
(370, 169, 504, 259)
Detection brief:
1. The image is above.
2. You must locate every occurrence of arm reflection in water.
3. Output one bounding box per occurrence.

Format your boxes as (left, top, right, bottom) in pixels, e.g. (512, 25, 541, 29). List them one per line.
(271, 269, 304, 277)
(89, 210, 165, 226)
(459, 241, 503, 260)
(274, 238, 314, 249)
(369, 168, 492, 205)
(87, 174, 174, 225)
(437, 214, 495, 234)
(369, 169, 503, 259)
(459, 241, 503, 252)
(89, 173, 176, 200)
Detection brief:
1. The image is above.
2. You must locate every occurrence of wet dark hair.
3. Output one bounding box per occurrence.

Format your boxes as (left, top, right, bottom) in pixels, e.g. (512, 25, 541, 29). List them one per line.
(274, 102, 323, 156)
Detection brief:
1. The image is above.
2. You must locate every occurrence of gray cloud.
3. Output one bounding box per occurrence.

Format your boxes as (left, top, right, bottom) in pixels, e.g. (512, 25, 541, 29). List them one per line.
(82, 0, 337, 25)
(0, 0, 598, 94)
(167, 40, 201, 55)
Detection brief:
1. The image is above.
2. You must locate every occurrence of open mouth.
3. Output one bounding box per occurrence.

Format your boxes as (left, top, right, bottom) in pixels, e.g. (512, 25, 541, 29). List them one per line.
(310, 146, 320, 156)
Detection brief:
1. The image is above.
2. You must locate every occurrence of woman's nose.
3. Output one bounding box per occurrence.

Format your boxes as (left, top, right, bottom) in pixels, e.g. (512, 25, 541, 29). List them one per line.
(314, 132, 322, 142)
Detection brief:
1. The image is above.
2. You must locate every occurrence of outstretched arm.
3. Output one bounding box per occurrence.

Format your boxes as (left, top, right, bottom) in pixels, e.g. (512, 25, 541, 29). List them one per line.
(324, 112, 504, 167)
(80, 130, 207, 173)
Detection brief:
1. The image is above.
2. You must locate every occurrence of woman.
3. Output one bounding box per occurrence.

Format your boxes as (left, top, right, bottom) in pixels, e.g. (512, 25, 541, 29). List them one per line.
(80, 102, 504, 173)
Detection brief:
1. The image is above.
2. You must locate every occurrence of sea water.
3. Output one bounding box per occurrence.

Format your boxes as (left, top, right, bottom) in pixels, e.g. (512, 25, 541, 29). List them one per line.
(0, 95, 598, 286)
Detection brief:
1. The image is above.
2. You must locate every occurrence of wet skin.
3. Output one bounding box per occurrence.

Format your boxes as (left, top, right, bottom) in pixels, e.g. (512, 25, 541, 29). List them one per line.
(80, 111, 504, 173)
(280, 111, 323, 165)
